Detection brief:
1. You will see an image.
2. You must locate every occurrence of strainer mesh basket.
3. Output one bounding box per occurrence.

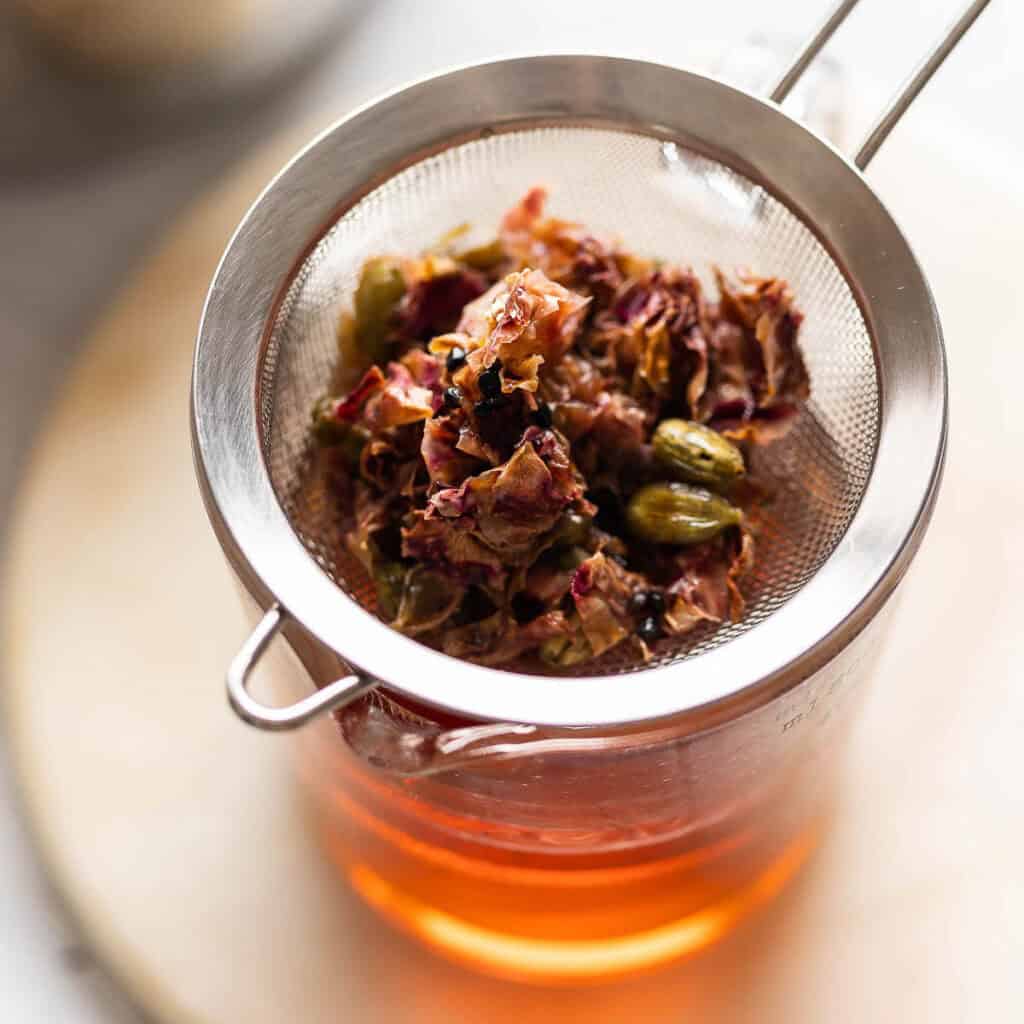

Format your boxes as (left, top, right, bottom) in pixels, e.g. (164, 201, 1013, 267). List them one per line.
(258, 127, 878, 675)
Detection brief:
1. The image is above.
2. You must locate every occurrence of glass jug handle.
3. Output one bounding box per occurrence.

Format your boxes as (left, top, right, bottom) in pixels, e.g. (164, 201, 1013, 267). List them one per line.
(336, 696, 682, 777)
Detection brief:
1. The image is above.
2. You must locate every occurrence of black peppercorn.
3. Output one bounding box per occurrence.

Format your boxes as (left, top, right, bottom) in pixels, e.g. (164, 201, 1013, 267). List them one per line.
(446, 346, 467, 374)
(637, 615, 663, 643)
(532, 400, 553, 429)
(474, 395, 509, 417)
(478, 358, 503, 399)
(629, 588, 665, 617)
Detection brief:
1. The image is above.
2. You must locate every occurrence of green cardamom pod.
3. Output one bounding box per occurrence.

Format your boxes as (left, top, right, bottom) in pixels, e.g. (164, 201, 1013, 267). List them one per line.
(353, 257, 405, 362)
(626, 481, 742, 545)
(652, 419, 745, 487)
(539, 629, 593, 667)
(373, 561, 408, 620)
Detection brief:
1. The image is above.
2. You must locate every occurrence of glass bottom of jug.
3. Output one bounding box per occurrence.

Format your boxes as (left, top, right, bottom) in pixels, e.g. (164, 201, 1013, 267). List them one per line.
(324, 822, 817, 985)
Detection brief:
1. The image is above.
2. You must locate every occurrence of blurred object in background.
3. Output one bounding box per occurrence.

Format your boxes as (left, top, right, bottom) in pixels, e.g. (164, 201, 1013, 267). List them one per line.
(16, 0, 272, 70)
(0, 0, 357, 177)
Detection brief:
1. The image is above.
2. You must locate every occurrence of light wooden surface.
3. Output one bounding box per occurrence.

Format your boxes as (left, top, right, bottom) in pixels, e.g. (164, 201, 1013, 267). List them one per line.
(4, 81, 1024, 1024)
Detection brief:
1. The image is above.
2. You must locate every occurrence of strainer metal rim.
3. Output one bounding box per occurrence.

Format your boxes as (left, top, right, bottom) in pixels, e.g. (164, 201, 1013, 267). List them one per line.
(192, 55, 946, 728)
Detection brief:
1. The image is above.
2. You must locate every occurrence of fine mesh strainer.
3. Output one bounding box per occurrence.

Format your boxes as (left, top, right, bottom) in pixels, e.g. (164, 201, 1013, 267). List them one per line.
(193, 1, 984, 738)
(267, 130, 877, 680)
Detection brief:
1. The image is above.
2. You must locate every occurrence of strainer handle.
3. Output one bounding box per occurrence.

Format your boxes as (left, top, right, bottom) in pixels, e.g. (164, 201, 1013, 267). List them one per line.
(767, 0, 861, 105)
(851, 0, 991, 170)
(770, 0, 991, 169)
(227, 606, 378, 731)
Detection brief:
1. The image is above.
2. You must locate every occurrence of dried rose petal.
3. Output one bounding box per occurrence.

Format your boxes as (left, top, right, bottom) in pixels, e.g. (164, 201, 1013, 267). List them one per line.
(701, 268, 810, 443)
(314, 188, 810, 668)
(395, 268, 487, 341)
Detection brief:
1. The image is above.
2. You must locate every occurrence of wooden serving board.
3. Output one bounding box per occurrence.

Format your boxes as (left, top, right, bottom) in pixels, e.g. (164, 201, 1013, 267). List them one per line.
(4, 113, 1023, 1022)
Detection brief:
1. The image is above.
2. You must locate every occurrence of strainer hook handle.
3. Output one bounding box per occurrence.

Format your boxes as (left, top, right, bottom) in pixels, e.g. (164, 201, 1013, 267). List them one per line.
(769, 0, 991, 170)
(228, 605, 378, 731)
